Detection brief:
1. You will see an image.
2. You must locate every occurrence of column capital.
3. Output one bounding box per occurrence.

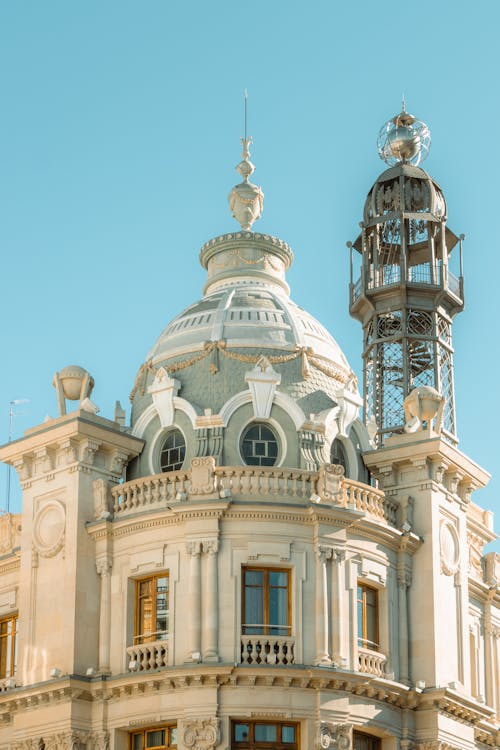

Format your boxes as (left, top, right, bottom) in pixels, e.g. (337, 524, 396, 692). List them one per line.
(186, 540, 202, 557)
(315, 544, 334, 563)
(202, 539, 219, 555)
(96, 556, 112, 576)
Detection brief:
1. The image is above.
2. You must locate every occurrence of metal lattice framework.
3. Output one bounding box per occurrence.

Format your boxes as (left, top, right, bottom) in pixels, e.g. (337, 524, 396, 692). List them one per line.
(350, 118, 464, 445)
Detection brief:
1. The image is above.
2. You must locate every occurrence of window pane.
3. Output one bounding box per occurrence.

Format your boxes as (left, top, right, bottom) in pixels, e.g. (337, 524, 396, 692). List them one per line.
(245, 570, 263, 586)
(132, 735, 143, 750)
(282, 726, 295, 743)
(146, 730, 165, 748)
(254, 725, 277, 742)
(234, 725, 250, 742)
(269, 586, 287, 627)
(169, 728, 177, 746)
(244, 586, 263, 631)
(269, 571, 287, 587)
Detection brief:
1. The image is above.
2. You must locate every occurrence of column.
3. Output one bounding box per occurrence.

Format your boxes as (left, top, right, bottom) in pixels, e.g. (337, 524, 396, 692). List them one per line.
(96, 557, 112, 674)
(397, 564, 411, 685)
(186, 541, 202, 661)
(315, 545, 332, 665)
(203, 539, 219, 662)
(330, 548, 345, 664)
(484, 603, 495, 709)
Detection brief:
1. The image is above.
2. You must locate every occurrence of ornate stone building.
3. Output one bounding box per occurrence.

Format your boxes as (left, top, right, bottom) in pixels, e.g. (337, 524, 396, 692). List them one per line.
(0, 110, 498, 750)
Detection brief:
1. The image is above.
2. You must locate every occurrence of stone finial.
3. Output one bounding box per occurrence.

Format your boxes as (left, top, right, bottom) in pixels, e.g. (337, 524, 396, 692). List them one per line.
(52, 365, 98, 416)
(228, 137, 264, 230)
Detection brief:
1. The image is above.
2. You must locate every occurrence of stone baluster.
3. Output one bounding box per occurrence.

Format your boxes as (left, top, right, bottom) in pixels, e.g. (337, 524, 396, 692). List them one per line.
(96, 557, 112, 674)
(315, 545, 333, 665)
(202, 539, 219, 662)
(186, 541, 202, 661)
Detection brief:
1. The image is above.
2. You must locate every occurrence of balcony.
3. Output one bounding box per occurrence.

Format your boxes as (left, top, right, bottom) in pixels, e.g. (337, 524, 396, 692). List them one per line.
(351, 262, 463, 304)
(111, 466, 397, 528)
(127, 638, 168, 672)
(357, 647, 388, 678)
(241, 635, 295, 665)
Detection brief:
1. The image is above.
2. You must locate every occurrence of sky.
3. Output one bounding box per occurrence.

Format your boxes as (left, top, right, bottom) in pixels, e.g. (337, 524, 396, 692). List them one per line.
(0, 1, 498, 549)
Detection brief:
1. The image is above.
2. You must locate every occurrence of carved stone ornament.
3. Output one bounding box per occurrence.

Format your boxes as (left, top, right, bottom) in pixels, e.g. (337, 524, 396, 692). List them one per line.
(403, 385, 445, 434)
(0, 512, 21, 554)
(13, 730, 92, 750)
(440, 521, 460, 576)
(181, 718, 221, 750)
(93, 478, 113, 519)
(316, 722, 352, 750)
(333, 386, 362, 437)
(32, 499, 66, 558)
(148, 368, 181, 428)
(245, 357, 281, 419)
(190, 456, 217, 495)
(316, 463, 344, 503)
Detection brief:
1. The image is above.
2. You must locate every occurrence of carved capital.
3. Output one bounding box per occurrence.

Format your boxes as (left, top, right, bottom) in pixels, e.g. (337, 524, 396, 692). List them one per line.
(109, 448, 129, 476)
(59, 438, 79, 466)
(181, 718, 220, 750)
(82, 438, 102, 466)
(202, 539, 219, 556)
(315, 544, 334, 564)
(331, 547, 346, 564)
(186, 540, 202, 557)
(96, 557, 112, 576)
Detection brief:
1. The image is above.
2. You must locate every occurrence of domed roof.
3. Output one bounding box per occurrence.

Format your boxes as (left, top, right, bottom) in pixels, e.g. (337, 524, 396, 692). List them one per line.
(147, 284, 350, 375)
(363, 163, 447, 224)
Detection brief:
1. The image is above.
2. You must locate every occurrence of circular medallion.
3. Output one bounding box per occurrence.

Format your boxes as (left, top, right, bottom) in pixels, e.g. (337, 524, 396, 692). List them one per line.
(33, 501, 66, 558)
(440, 521, 459, 576)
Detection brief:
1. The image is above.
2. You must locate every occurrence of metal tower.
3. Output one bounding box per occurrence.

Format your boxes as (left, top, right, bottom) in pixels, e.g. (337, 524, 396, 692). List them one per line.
(349, 107, 464, 446)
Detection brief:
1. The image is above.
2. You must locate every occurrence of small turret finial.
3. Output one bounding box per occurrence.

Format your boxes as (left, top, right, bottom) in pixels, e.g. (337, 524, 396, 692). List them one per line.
(377, 103, 431, 166)
(228, 91, 264, 231)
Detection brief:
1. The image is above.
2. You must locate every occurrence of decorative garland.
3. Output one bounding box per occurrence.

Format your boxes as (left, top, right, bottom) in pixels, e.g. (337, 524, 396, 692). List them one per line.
(129, 341, 353, 402)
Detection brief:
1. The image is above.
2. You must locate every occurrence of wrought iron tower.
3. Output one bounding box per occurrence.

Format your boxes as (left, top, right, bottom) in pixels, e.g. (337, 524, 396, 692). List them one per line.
(349, 107, 464, 445)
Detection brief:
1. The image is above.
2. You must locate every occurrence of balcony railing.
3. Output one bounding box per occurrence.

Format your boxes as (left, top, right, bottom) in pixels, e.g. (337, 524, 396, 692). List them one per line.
(351, 263, 463, 302)
(111, 467, 397, 527)
(241, 634, 295, 665)
(357, 647, 388, 677)
(127, 638, 168, 672)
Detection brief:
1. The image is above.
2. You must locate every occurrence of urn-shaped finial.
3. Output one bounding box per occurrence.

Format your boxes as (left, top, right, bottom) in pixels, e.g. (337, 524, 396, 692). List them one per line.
(228, 136, 264, 231)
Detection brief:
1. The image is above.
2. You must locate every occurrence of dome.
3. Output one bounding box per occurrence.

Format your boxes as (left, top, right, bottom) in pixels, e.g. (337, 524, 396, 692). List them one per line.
(363, 163, 447, 224)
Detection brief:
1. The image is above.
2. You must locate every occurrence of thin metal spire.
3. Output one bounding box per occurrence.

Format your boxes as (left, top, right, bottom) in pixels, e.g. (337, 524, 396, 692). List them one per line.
(244, 89, 248, 141)
(401, 93, 406, 112)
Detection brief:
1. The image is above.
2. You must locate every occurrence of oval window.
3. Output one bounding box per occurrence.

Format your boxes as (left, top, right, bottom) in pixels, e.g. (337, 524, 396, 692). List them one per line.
(159, 429, 186, 472)
(241, 423, 279, 467)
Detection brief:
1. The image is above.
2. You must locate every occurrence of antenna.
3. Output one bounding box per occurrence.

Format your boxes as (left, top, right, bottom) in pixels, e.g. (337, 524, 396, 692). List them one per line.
(401, 92, 406, 112)
(5, 398, 29, 513)
(244, 88, 248, 141)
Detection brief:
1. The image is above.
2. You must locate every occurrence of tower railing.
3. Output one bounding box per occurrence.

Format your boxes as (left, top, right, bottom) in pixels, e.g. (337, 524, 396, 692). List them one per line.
(351, 262, 463, 303)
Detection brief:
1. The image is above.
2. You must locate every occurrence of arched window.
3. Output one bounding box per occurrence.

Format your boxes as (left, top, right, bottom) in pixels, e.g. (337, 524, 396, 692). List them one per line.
(241, 423, 279, 467)
(330, 438, 348, 475)
(159, 429, 186, 472)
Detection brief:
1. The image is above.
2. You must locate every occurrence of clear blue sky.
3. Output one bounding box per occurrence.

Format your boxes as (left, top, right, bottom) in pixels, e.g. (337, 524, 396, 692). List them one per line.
(1, 1, 498, 549)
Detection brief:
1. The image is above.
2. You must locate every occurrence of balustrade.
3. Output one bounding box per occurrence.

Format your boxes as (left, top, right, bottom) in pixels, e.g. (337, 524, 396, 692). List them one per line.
(240, 635, 295, 665)
(126, 639, 168, 672)
(357, 647, 387, 677)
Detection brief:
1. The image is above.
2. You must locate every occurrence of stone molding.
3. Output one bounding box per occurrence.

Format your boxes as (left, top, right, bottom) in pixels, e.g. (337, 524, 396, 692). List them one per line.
(180, 718, 221, 750)
(244, 357, 281, 419)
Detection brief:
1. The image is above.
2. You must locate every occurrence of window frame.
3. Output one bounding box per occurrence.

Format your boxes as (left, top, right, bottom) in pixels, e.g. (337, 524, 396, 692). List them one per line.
(240, 421, 280, 467)
(130, 724, 177, 750)
(357, 582, 379, 651)
(134, 573, 170, 645)
(242, 566, 291, 636)
(0, 612, 17, 679)
(159, 428, 186, 473)
(231, 720, 299, 750)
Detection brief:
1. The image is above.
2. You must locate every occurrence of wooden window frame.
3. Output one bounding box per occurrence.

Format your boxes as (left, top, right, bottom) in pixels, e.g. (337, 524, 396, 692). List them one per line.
(231, 720, 299, 750)
(357, 582, 379, 651)
(242, 567, 291, 636)
(134, 573, 169, 645)
(0, 613, 17, 679)
(130, 724, 177, 750)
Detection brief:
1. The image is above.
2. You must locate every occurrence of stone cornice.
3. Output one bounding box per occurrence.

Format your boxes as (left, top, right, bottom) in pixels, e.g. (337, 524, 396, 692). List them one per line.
(0, 551, 20, 576)
(2, 667, 496, 734)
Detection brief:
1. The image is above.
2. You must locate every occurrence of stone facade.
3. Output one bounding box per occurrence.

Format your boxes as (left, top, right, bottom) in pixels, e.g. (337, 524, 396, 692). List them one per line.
(0, 125, 498, 750)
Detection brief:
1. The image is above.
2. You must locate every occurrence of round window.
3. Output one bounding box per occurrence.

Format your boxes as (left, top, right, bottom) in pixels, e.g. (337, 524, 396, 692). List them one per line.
(241, 422, 279, 467)
(159, 429, 186, 472)
(330, 438, 348, 475)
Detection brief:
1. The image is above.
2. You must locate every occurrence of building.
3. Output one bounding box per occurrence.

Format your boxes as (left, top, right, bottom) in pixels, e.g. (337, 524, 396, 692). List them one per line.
(0, 109, 498, 750)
